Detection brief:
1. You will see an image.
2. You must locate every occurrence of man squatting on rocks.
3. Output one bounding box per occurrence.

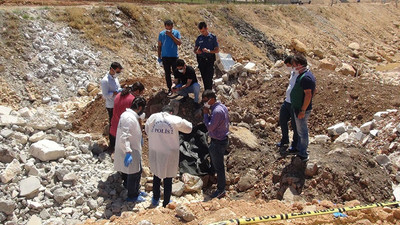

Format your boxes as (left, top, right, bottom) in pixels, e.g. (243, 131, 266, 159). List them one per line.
(290, 54, 317, 162)
(145, 105, 193, 207)
(109, 82, 145, 153)
(194, 22, 219, 90)
(114, 97, 148, 203)
(277, 56, 299, 154)
(158, 20, 182, 96)
(101, 62, 122, 150)
(202, 90, 230, 199)
(172, 59, 201, 106)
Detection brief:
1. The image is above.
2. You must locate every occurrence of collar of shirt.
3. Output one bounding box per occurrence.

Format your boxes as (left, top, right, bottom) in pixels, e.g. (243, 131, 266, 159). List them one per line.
(107, 73, 115, 80)
(210, 101, 221, 111)
(126, 108, 140, 119)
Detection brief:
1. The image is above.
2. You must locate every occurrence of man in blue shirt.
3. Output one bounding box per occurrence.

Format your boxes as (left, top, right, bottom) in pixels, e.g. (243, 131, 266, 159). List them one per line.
(202, 90, 229, 199)
(194, 22, 219, 90)
(158, 20, 182, 96)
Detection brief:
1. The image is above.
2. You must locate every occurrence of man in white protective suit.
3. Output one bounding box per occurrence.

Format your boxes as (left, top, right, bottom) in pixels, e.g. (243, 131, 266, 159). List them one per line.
(145, 105, 192, 207)
(114, 97, 147, 203)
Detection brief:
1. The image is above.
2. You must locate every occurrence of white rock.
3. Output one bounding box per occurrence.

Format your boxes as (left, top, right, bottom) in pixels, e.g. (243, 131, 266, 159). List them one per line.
(0, 159, 22, 183)
(327, 122, 346, 136)
(0, 200, 16, 215)
(214, 78, 223, 86)
(360, 121, 374, 134)
(348, 42, 360, 50)
(374, 154, 390, 166)
(354, 132, 365, 141)
(0, 106, 13, 115)
(222, 74, 229, 82)
(394, 184, 400, 202)
(339, 63, 356, 76)
(61, 207, 74, 215)
(0, 115, 26, 126)
(314, 135, 330, 143)
(27, 215, 42, 225)
(42, 97, 51, 104)
(29, 139, 65, 161)
(216, 53, 235, 72)
(244, 62, 256, 72)
(182, 173, 203, 193)
(20, 176, 42, 198)
(0, 129, 14, 138)
(18, 107, 34, 118)
(51, 94, 61, 102)
(283, 186, 299, 203)
(373, 111, 389, 121)
(29, 131, 47, 143)
(53, 188, 71, 204)
(370, 129, 379, 137)
(305, 163, 318, 177)
(138, 220, 154, 225)
(114, 21, 123, 28)
(176, 205, 195, 222)
(172, 181, 185, 197)
(274, 60, 284, 68)
(27, 200, 44, 210)
(31, 119, 57, 130)
(238, 169, 258, 191)
(334, 132, 350, 144)
(11, 132, 28, 145)
(56, 119, 71, 130)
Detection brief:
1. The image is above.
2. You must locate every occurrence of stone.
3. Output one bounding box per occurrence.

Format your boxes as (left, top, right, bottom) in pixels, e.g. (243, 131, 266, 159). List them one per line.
(29, 131, 47, 143)
(42, 97, 51, 104)
(11, 132, 28, 145)
(327, 122, 346, 136)
(20, 177, 41, 198)
(88, 198, 98, 210)
(0, 115, 26, 126)
(283, 186, 299, 203)
(0, 129, 13, 138)
(18, 107, 34, 118)
(339, 63, 356, 76)
(29, 139, 65, 161)
(27, 200, 43, 210)
(244, 62, 256, 73)
(0, 106, 13, 115)
(176, 205, 195, 222)
(313, 49, 324, 58)
(0, 145, 17, 163)
(373, 111, 389, 121)
(393, 209, 400, 220)
(61, 207, 74, 215)
(318, 58, 336, 70)
(229, 126, 259, 150)
(348, 42, 360, 50)
(51, 95, 61, 102)
(53, 188, 71, 204)
(1, 159, 22, 183)
(274, 60, 284, 68)
(182, 173, 203, 193)
(40, 209, 51, 220)
(63, 172, 78, 186)
(31, 120, 57, 130)
(222, 74, 229, 82)
(374, 154, 390, 166)
(360, 121, 374, 134)
(314, 135, 330, 143)
(291, 39, 307, 53)
(27, 215, 42, 225)
(138, 220, 154, 225)
(216, 53, 235, 73)
(82, 206, 90, 214)
(114, 21, 123, 28)
(172, 181, 185, 197)
(237, 169, 258, 192)
(56, 119, 71, 130)
(0, 200, 16, 215)
(305, 163, 318, 177)
(214, 78, 223, 86)
(370, 129, 379, 137)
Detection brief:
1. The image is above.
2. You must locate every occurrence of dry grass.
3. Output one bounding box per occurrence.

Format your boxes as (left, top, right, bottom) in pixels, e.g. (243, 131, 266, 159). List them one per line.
(117, 4, 152, 33)
(2, 13, 21, 48)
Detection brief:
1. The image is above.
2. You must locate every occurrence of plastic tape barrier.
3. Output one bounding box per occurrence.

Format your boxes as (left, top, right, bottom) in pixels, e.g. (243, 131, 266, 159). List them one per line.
(208, 201, 400, 225)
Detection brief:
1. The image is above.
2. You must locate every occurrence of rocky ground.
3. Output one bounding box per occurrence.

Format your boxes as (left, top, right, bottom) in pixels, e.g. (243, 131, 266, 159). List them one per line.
(0, 1, 400, 225)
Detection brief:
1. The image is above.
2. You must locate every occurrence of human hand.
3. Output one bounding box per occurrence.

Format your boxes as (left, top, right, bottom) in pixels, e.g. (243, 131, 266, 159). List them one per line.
(203, 107, 210, 115)
(166, 30, 173, 37)
(298, 111, 305, 119)
(202, 48, 210, 53)
(124, 153, 133, 167)
(195, 47, 202, 54)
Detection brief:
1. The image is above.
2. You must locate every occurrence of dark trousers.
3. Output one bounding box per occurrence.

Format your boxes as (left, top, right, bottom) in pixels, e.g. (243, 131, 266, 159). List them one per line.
(121, 172, 127, 188)
(127, 169, 142, 199)
(109, 135, 116, 151)
(106, 107, 113, 122)
(198, 58, 214, 90)
(209, 138, 228, 192)
(152, 175, 172, 207)
(279, 101, 298, 147)
(162, 57, 178, 91)
(106, 108, 114, 149)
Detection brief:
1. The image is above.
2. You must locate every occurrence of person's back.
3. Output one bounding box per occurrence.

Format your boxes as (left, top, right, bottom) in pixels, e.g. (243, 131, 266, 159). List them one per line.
(110, 92, 135, 137)
(145, 111, 192, 179)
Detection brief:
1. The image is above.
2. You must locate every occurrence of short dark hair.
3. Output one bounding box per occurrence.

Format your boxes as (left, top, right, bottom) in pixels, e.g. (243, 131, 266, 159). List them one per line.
(202, 90, 216, 99)
(164, 20, 173, 26)
(131, 97, 146, 110)
(293, 54, 308, 67)
(284, 55, 293, 65)
(131, 82, 144, 92)
(198, 22, 207, 30)
(110, 62, 123, 70)
(176, 59, 185, 67)
(162, 105, 174, 114)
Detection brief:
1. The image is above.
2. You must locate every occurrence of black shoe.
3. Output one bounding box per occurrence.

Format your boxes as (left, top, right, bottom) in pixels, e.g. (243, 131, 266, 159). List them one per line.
(298, 155, 309, 162)
(276, 142, 289, 148)
(210, 190, 226, 199)
(287, 147, 299, 155)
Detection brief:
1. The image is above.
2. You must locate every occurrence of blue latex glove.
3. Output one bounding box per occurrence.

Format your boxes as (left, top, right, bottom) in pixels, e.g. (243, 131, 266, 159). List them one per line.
(333, 212, 347, 218)
(117, 88, 123, 93)
(124, 153, 132, 167)
(141, 137, 144, 147)
(157, 58, 162, 63)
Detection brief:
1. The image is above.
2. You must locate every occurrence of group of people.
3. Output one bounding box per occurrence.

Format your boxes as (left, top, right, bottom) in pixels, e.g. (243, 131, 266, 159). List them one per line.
(277, 54, 317, 162)
(99, 19, 316, 206)
(158, 20, 219, 105)
(100, 61, 229, 206)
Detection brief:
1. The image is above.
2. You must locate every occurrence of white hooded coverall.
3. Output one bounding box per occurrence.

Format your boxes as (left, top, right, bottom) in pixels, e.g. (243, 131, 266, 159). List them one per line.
(114, 108, 142, 174)
(145, 112, 192, 179)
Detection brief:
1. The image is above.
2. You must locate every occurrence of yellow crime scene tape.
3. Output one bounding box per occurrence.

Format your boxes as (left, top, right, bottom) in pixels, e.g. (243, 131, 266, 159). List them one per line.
(208, 201, 400, 225)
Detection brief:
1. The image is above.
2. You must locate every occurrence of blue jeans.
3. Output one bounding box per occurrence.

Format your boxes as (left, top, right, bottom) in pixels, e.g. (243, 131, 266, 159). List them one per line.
(279, 101, 298, 147)
(209, 138, 228, 192)
(177, 83, 200, 103)
(294, 110, 311, 158)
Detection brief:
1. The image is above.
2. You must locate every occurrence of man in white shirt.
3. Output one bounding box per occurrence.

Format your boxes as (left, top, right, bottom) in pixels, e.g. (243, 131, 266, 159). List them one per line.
(145, 105, 192, 207)
(101, 62, 122, 151)
(277, 56, 299, 154)
(114, 97, 147, 203)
